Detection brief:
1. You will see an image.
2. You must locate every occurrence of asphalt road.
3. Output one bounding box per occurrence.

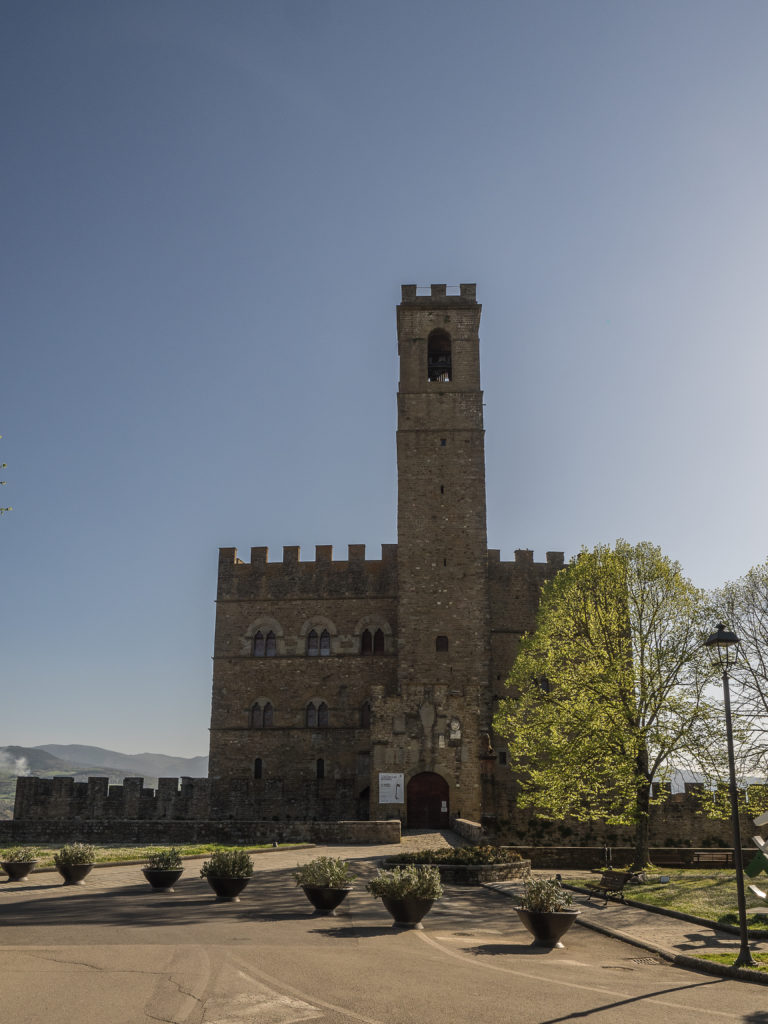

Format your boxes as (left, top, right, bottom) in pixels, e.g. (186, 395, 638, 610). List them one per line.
(2, 846, 768, 1024)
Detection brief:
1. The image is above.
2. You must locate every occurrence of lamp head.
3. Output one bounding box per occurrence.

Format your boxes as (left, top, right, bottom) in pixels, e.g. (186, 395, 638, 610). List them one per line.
(704, 623, 741, 670)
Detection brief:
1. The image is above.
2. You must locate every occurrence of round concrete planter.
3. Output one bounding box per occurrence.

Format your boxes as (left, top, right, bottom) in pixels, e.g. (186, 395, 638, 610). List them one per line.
(142, 867, 184, 893)
(1, 860, 37, 882)
(380, 895, 435, 929)
(205, 876, 251, 902)
(514, 907, 581, 948)
(56, 863, 94, 886)
(301, 885, 352, 915)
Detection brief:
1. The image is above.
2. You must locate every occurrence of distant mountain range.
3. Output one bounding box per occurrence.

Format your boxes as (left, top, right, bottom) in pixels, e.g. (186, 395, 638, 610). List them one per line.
(0, 744, 207, 782)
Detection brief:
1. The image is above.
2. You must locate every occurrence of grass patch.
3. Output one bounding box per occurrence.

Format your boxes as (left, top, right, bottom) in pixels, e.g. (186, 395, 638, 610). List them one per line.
(0, 843, 304, 871)
(696, 952, 768, 973)
(570, 869, 768, 935)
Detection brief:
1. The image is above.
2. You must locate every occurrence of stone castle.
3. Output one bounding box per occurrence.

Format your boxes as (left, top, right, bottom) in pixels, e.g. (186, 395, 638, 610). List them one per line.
(207, 283, 562, 827)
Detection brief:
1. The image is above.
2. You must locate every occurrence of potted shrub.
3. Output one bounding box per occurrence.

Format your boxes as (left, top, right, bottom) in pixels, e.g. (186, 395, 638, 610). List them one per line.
(515, 878, 580, 948)
(367, 864, 443, 929)
(293, 856, 356, 915)
(200, 848, 253, 902)
(1, 846, 39, 882)
(54, 842, 96, 886)
(142, 848, 184, 892)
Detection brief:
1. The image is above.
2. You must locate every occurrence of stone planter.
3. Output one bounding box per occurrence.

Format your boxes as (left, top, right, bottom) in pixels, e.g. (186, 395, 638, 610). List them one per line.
(301, 885, 352, 915)
(514, 907, 581, 948)
(56, 863, 94, 886)
(1, 860, 37, 882)
(205, 876, 251, 902)
(380, 895, 435, 929)
(142, 867, 184, 893)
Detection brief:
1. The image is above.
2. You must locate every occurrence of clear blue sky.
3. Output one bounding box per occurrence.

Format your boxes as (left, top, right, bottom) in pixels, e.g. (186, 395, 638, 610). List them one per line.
(3, 1, 768, 758)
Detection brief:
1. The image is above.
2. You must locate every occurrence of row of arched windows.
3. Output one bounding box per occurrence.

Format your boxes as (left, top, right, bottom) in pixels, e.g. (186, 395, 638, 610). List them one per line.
(252, 628, 386, 657)
(249, 700, 371, 729)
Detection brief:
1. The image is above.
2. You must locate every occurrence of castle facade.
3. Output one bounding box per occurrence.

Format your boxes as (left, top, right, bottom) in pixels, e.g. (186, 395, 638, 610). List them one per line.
(207, 284, 563, 826)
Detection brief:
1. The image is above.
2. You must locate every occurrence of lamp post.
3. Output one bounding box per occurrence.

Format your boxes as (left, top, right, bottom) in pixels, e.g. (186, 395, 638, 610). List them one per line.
(704, 623, 756, 968)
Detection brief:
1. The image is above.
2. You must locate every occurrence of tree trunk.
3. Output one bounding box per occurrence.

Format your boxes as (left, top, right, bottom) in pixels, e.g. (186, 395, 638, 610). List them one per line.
(632, 748, 651, 871)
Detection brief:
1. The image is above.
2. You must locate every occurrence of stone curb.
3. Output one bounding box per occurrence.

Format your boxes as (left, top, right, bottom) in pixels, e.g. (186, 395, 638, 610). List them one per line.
(484, 882, 768, 986)
(1, 843, 316, 877)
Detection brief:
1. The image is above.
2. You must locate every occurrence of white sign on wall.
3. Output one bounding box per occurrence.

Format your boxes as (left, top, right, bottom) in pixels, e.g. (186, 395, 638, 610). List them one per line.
(378, 772, 404, 804)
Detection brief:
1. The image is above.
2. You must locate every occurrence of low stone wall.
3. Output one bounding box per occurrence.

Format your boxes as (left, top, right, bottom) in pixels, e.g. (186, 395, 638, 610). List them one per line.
(452, 818, 484, 844)
(0, 818, 401, 847)
(506, 846, 754, 869)
(432, 860, 530, 885)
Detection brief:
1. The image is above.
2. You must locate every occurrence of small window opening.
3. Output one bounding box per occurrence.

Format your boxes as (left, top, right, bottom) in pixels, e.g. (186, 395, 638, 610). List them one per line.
(440, 485, 444, 494)
(254, 758, 263, 779)
(436, 635, 449, 652)
(319, 629, 331, 656)
(265, 631, 276, 656)
(317, 701, 329, 727)
(361, 629, 373, 655)
(428, 329, 452, 382)
(307, 630, 319, 656)
(373, 628, 385, 654)
(440, 438, 447, 446)
(360, 701, 372, 728)
(443, 558, 447, 567)
(253, 631, 265, 657)
(498, 751, 507, 766)
(316, 758, 325, 780)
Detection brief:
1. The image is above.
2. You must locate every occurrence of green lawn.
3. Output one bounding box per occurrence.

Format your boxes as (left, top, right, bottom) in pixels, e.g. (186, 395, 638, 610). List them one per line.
(0, 842, 306, 871)
(572, 869, 768, 934)
(696, 951, 768, 974)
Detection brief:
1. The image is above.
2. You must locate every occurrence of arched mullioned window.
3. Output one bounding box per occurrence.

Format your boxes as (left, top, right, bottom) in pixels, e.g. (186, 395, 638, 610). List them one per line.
(360, 701, 372, 729)
(319, 629, 331, 656)
(361, 627, 385, 655)
(250, 701, 274, 729)
(253, 630, 277, 657)
(316, 758, 325, 780)
(254, 758, 263, 779)
(427, 329, 452, 382)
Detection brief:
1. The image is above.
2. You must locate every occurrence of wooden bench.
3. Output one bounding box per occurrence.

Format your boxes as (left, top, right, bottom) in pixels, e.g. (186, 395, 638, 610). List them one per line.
(693, 851, 733, 868)
(587, 869, 637, 902)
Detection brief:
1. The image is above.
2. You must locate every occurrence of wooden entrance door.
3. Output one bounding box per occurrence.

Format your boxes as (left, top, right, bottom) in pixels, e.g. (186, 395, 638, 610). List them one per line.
(407, 772, 449, 828)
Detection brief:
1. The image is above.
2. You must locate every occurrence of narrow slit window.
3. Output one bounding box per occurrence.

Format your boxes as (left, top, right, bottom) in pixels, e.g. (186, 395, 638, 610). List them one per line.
(427, 329, 452, 382)
(316, 758, 325, 780)
(360, 701, 371, 728)
(254, 758, 263, 779)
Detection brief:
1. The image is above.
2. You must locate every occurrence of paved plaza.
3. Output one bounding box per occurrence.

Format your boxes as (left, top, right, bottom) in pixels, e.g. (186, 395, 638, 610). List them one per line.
(2, 834, 768, 1024)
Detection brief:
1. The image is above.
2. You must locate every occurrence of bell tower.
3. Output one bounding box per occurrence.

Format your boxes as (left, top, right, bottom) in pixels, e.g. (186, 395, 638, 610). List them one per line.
(395, 283, 490, 822)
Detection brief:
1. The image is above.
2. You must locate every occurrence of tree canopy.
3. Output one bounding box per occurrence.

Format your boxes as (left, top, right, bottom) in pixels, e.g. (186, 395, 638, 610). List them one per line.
(493, 540, 722, 867)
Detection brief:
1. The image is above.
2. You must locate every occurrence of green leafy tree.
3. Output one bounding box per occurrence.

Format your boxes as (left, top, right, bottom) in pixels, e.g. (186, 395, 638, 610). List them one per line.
(494, 541, 722, 869)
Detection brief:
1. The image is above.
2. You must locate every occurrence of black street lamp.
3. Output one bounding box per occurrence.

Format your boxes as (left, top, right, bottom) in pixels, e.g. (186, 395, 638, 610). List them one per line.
(704, 623, 756, 968)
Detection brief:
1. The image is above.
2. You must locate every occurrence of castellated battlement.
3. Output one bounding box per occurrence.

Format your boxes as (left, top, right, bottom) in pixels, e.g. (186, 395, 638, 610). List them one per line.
(217, 543, 399, 601)
(13, 775, 210, 822)
(400, 283, 477, 304)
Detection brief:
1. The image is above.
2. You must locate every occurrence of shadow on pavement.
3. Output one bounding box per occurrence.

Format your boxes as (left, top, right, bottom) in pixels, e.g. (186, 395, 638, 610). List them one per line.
(466, 942, 561, 957)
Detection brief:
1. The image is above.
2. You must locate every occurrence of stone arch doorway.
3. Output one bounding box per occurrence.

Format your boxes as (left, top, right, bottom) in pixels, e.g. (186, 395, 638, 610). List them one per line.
(407, 772, 449, 828)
